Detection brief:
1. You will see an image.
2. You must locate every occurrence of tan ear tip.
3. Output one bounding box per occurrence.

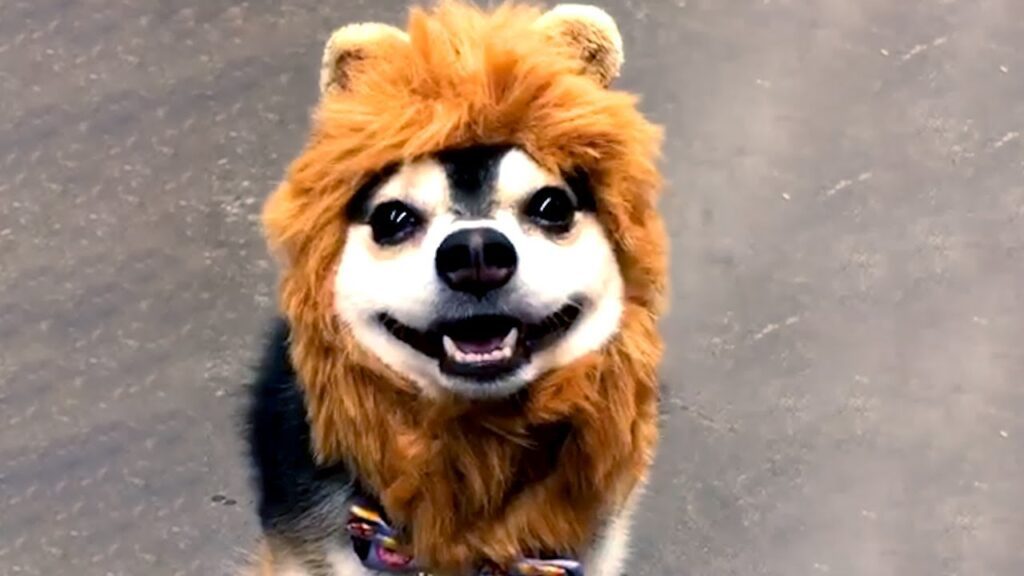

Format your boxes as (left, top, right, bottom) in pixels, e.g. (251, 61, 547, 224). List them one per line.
(536, 4, 625, 84)
(319, 23, 410, 94)
(542, 4, 623, 47)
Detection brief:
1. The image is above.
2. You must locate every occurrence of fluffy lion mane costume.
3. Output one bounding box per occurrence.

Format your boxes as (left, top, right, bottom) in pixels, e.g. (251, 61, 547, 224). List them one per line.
(252, 1, 667, 573)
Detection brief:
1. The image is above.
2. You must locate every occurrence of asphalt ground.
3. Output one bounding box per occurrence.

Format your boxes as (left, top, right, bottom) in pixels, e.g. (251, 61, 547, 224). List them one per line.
(1, 1, 1022, 575)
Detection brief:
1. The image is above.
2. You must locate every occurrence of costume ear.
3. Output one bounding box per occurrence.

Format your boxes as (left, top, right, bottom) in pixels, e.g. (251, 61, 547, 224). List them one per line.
(319, 23, 410, 94)
(534, 4, 624, 86)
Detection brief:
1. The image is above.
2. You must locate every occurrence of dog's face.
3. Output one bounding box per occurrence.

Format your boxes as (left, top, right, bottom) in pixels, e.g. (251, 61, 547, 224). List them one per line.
(335, 145, 623, 398)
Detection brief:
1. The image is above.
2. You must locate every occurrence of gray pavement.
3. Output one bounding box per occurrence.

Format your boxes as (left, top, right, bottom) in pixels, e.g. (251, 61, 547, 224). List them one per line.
(1, 1, 1022, 575)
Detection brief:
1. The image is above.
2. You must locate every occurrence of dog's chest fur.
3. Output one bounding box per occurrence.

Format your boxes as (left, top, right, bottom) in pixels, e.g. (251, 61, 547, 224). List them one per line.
(247, 320, 636, 576)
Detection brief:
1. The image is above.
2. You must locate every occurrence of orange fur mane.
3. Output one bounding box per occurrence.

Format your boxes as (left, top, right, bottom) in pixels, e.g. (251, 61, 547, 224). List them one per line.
(262, 2, 667, 570)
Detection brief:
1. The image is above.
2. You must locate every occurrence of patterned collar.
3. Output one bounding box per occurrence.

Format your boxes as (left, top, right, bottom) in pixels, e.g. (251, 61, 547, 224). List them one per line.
(345, 500, 583, 575)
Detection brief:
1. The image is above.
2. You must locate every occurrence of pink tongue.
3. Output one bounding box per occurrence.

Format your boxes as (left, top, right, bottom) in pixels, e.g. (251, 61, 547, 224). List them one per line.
(454, 337, 504, 354)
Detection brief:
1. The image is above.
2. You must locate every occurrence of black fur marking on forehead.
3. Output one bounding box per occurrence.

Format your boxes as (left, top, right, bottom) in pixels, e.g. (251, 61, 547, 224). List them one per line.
(435, 144, 513, 217)
(564, 167, 596, 212)
(345, 162, 400, 222)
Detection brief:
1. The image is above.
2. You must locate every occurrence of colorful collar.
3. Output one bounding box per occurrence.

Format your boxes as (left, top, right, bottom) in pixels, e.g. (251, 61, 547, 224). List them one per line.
(345, 500, 583, 576)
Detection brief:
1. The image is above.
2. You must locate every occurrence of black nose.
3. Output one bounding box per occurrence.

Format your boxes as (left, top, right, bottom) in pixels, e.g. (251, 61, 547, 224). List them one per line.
(435, 228, 517, 296)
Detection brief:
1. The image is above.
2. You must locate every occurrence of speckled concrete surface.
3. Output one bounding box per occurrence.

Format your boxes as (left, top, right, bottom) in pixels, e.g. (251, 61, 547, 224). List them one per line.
(1, 1, 1022, 575)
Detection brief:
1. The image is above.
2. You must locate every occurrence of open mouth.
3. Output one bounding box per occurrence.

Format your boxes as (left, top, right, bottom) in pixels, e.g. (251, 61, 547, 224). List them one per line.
(378, 302, 583, 381)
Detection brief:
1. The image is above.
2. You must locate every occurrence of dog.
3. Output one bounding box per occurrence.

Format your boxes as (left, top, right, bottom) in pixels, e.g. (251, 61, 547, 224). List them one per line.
(245, 2, 667, 575)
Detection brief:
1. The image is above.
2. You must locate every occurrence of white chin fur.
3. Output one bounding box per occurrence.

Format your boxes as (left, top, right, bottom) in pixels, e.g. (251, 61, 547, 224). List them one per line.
(331, 147, 625, 397)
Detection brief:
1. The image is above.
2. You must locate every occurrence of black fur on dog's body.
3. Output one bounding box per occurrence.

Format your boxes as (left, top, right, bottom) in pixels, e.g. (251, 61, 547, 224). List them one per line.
(247, 321, 362, 549)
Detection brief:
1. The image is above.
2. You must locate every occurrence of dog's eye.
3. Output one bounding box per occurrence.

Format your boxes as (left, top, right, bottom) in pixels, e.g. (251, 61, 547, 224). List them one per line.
(524, 187, 576, 233)
(369, 201, 422, 246)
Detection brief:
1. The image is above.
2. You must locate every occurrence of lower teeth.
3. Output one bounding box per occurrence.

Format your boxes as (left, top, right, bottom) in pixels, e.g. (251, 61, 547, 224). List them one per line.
(442, 328, 519, 364)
